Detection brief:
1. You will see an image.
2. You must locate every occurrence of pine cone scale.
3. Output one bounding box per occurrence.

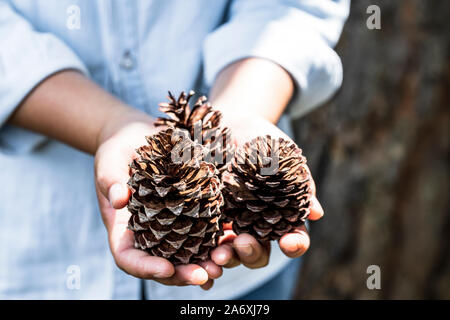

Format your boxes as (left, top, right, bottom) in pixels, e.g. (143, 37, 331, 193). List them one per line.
(223, 136, 313, 241)
(128, 91, 316, 261)
(127, 128, 224, 265)
(155, 91, 234, 171)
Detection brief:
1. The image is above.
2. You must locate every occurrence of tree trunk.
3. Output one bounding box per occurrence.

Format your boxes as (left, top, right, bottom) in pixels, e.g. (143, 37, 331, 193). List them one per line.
(293, 0, 449, 299)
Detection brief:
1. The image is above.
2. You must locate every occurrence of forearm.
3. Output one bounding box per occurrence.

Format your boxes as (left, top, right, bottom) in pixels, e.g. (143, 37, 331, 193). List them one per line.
(8, 59, 293, 154)
(209, 58, 295, 124)
(8, 70, 152, 154)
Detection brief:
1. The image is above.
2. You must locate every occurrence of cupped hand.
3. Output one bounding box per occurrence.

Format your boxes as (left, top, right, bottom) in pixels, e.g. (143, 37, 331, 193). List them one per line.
(94, 111, 222, 290)
(210, 114, 324, 269)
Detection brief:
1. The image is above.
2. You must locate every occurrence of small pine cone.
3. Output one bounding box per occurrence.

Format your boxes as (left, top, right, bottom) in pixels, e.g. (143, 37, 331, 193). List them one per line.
(222, 136, 312, 241)
(127, 128, 224, 265)
(155, 90, 234, 172)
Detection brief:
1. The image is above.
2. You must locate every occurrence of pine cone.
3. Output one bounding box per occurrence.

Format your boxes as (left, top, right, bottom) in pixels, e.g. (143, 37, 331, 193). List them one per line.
(155, 91, 234, 172)
(127, 128, 224, 265)
(222, 136, 312, 241)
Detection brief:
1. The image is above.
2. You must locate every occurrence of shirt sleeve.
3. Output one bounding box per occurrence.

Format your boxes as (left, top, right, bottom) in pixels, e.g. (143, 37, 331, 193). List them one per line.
(0, 2, 89, 154)
(203, 0, 350, 119)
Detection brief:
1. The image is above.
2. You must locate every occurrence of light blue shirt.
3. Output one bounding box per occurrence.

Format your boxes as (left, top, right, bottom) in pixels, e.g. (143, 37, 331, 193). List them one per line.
(0, 0, 349, 299)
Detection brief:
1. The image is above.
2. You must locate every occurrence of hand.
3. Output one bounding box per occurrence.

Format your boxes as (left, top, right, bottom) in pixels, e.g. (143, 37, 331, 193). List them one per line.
(210, 114, 324, 269)
(94, 111, 222, 290)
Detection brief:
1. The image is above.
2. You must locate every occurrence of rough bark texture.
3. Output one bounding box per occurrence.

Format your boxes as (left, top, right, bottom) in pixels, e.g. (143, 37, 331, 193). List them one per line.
(293, 0, 449, 299)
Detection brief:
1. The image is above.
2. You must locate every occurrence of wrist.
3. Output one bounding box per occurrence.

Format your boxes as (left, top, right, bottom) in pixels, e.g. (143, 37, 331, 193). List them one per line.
(211, 102, 290, 146)
(209, 58, 294, 124)
(95, 105, 155, 152)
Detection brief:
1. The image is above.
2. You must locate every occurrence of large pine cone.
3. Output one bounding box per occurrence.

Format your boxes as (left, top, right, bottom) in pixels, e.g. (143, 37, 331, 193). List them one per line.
(155, 91, 234, 172)
(222, 136, 312, 241)
(127, 128, 224, 265)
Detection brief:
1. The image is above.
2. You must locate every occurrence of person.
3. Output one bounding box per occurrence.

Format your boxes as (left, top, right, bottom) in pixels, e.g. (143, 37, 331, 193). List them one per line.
(0, 0, 349, 299)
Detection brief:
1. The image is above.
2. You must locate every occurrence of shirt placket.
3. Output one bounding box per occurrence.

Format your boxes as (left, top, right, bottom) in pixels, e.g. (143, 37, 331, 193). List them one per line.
(114, 0, 147, 111)
(109, 0, 149, 300)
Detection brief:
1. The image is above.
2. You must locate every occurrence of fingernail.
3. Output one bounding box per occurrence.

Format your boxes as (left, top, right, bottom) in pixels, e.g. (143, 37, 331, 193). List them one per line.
(191, 269, 208, 284)
(284, 234, 302, 253)
(215, 251, 230, 265)
(293, 235, 309, 255)
(239, 244, 254, 257)
(108, 183, 124, 207)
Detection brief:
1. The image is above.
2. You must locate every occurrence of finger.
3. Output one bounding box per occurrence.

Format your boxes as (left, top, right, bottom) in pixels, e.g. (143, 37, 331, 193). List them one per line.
(109, 183, 131, 209)
(308, 196, 324, 221)
(95, 158, 176, 281)
(223, 255, 241, 269)
(302, 167, 323, 220)
(304, 165, 316, 195)
(211, 243, 241, 268)
(279, 224, 310, 258)
(101, 201, 175, 280)
(233, 234, 270, 269)
(213, 228, 240, 267)
(198, 260, 223, 280)
(200, 279, 214, 291)
(95, 183, 117, 229)
(156, 264, 209, 286)
(94, 143, 133, 209)
(218, 228, 238, 245)
(111, 216, 175, 279)
(172, 264, 209, 285)
(115, 247, 175, 279)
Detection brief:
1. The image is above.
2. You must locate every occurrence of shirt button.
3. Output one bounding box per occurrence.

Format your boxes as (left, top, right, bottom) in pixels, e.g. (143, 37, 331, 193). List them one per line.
(120, 50, 135, 70)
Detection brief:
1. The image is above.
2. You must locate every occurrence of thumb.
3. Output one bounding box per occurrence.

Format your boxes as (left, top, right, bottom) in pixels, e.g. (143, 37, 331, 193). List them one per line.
(108, 182, 131, 209)
(95, 143, 132, 210)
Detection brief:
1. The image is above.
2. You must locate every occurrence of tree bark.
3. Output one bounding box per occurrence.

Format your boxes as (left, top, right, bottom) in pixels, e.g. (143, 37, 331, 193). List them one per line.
(293, 0, 449, 299)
